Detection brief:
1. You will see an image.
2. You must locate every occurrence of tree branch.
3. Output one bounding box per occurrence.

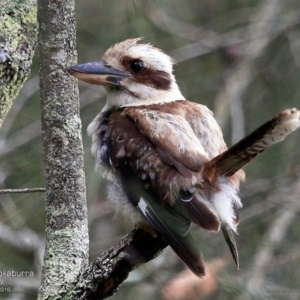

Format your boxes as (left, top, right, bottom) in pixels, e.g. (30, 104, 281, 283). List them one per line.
(226, 0, 283, 143)
(74, 228, 168, 300)
(241, 180, 300, 297)
(0, 0, 37, 128)
(0, 187, 45, 194)
(0, 221, 42, 253)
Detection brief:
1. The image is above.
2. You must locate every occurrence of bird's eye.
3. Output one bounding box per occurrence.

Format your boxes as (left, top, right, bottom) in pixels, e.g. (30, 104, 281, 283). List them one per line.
(130, 60, 144, 73)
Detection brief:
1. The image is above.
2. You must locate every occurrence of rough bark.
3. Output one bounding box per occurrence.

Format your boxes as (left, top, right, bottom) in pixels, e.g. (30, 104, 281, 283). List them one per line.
(0, 0, 37, 127)
(74, 228, 168, 300)
(37, 0, 89, 299)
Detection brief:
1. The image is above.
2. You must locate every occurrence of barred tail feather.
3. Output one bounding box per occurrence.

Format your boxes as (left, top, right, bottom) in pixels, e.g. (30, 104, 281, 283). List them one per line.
(206, 108, 300, 177)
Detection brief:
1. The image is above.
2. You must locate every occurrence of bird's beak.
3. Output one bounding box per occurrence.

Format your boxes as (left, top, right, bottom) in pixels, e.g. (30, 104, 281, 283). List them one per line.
(68, 60, 131, 85)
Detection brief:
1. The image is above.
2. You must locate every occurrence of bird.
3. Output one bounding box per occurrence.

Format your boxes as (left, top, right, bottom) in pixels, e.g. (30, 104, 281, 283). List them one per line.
(68, 38, 300, 277)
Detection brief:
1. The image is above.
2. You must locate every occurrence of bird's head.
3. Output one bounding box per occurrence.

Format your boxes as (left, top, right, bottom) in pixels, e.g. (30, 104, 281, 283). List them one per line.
(68, 38, 184, 108)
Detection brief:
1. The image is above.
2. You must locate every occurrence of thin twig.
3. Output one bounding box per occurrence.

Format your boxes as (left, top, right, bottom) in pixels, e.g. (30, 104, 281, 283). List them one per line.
(0, 188, 45, 194)
(286, 29, 300, 70)
(227, 0, 283, 144)
(0, 76, 39, 137)
(0, 87, 103, 157)
(238, 180, 300, 299)
(0, 221, 43, 253)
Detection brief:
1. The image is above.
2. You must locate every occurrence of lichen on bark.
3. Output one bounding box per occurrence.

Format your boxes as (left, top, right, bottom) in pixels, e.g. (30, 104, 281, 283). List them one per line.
(0, 0, 37, 127)
(37, 0, 89, 299)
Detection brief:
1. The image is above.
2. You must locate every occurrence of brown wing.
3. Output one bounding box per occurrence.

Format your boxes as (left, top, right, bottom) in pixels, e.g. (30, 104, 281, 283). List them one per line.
(107, 108, 222, 277)
(112, 106, 221, 230)
(124, 105, 210, 177)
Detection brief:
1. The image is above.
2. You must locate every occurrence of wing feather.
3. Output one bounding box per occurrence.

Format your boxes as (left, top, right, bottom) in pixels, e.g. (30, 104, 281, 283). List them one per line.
(125, 107, 209, 173)
(179, 190, 221, 232)
(138, 197, 205, 277)
(106, 109, 210, 276)
(117, 159, 205, 277)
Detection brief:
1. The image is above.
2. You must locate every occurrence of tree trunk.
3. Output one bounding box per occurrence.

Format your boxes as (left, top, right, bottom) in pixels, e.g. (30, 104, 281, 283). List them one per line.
(37, 0, 89, 298)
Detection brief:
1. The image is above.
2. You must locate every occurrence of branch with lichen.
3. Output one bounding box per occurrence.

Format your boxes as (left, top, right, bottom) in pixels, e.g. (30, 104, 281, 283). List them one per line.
(0, 187, 45, 194)
(0, 0, 37, 128)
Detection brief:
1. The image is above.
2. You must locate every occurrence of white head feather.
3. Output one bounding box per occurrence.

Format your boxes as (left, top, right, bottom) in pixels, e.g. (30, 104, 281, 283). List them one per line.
(101, 38, 185, 110)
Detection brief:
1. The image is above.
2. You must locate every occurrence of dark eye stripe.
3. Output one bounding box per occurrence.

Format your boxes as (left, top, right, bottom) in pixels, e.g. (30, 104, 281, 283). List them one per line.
(122, 55, 172, 90)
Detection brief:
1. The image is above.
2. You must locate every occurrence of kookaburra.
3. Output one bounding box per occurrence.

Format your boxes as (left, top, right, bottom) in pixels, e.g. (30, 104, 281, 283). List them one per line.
(68, 38, 300, 277)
